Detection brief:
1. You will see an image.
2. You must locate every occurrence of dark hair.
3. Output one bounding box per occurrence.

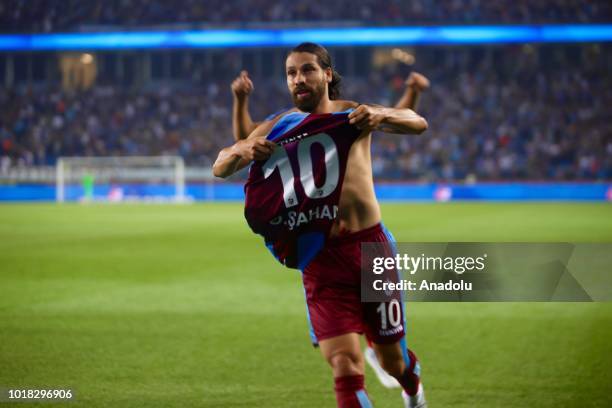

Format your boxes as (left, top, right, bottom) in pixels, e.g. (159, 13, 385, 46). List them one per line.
(289, 42, 342, 100)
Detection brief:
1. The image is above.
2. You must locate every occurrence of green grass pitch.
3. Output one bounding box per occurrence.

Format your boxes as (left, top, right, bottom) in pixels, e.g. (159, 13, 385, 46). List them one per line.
(1, 202, 611, 407)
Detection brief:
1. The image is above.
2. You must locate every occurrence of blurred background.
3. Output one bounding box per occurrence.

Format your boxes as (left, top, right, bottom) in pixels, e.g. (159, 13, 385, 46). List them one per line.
(0, 0, 611, 201)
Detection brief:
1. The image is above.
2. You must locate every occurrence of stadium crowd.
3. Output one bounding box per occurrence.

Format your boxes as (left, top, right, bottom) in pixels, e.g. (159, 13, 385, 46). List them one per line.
(1, 0, 611, 33)
(1, 44, 610, 181)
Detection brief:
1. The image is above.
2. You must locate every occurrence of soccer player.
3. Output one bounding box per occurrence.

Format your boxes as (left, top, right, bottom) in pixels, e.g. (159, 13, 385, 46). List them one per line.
(231, 69, 430, 390)
(214, 42, 428, 408)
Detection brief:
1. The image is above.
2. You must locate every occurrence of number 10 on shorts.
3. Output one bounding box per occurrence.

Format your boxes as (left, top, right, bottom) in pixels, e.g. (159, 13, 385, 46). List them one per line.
(377, 299, 402, 330)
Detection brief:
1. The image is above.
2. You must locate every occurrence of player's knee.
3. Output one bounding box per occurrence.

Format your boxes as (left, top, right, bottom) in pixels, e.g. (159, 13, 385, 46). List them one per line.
(327, 350, 363, 377)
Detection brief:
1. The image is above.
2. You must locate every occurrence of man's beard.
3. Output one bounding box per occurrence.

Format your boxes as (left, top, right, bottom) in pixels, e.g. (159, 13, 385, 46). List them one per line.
(291, 81, 325, 112)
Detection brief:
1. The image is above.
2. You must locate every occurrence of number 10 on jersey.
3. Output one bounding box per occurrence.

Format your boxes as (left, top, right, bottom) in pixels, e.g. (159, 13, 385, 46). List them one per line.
(262, 133, 340, 208)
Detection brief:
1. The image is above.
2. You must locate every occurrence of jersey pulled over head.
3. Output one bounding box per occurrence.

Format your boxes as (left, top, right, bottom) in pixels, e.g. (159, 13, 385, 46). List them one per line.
(244, 110, 360, 269)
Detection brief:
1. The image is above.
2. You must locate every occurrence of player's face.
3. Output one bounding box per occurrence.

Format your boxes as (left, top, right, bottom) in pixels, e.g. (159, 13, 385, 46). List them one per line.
(286, 52, 330, 112)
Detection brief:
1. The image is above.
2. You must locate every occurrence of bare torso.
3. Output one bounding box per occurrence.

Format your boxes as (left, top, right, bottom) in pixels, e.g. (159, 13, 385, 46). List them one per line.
(328, 100, 380, 236)
(330, 125, 381, 237)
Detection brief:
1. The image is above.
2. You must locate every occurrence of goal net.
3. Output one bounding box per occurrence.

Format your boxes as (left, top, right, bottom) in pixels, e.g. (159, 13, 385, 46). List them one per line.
(56, 156, 186, 203)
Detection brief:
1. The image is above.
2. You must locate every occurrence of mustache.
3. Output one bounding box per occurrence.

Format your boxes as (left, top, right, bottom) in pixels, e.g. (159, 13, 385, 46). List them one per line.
(293, 86, 313, 95)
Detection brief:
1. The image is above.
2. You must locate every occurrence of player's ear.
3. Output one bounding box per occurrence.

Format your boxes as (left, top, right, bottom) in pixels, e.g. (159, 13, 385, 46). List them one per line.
(325, 67, 332, 83)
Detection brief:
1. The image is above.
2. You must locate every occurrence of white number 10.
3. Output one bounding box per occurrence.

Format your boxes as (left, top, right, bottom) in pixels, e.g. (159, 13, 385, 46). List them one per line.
(377, 299, 402, 330)
(263, 133, 340, 208)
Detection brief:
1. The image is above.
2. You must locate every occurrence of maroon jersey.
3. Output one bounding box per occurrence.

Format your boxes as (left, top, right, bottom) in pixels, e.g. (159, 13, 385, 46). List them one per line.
(244, 109, 360, 270)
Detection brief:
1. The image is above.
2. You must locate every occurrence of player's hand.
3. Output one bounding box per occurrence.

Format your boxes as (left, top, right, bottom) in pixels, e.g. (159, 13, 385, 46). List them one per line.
(348, 105, 386, 130)
(235, 138, 276, 161)
(405, 72, 430, 92)
(231, 70, 254, 99)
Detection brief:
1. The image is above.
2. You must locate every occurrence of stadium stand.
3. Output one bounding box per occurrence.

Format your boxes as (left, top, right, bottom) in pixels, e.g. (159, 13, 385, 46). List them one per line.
(1, 44, 609, 181)
(1, 0, 611, 33)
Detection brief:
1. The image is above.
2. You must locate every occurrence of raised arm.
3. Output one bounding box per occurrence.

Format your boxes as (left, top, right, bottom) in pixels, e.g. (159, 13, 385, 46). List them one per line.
(348, 104, 428, 135)
(394, 72, 430, 111)
(231, 70, 261, 141)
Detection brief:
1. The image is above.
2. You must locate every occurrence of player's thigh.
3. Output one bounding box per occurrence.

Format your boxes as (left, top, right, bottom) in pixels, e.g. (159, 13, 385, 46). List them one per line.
(319, 332, 364, 376)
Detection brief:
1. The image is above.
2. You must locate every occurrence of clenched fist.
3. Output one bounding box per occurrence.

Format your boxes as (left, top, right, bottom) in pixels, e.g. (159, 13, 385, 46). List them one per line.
(405, 72, 430, 92)
(231, 70, 254, 100)
(348, 105, 386, 130)
(235, 137, 276, 161)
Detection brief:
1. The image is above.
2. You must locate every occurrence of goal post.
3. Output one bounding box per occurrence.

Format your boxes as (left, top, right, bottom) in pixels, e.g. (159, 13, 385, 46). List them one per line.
(55, 156, 186, 203)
